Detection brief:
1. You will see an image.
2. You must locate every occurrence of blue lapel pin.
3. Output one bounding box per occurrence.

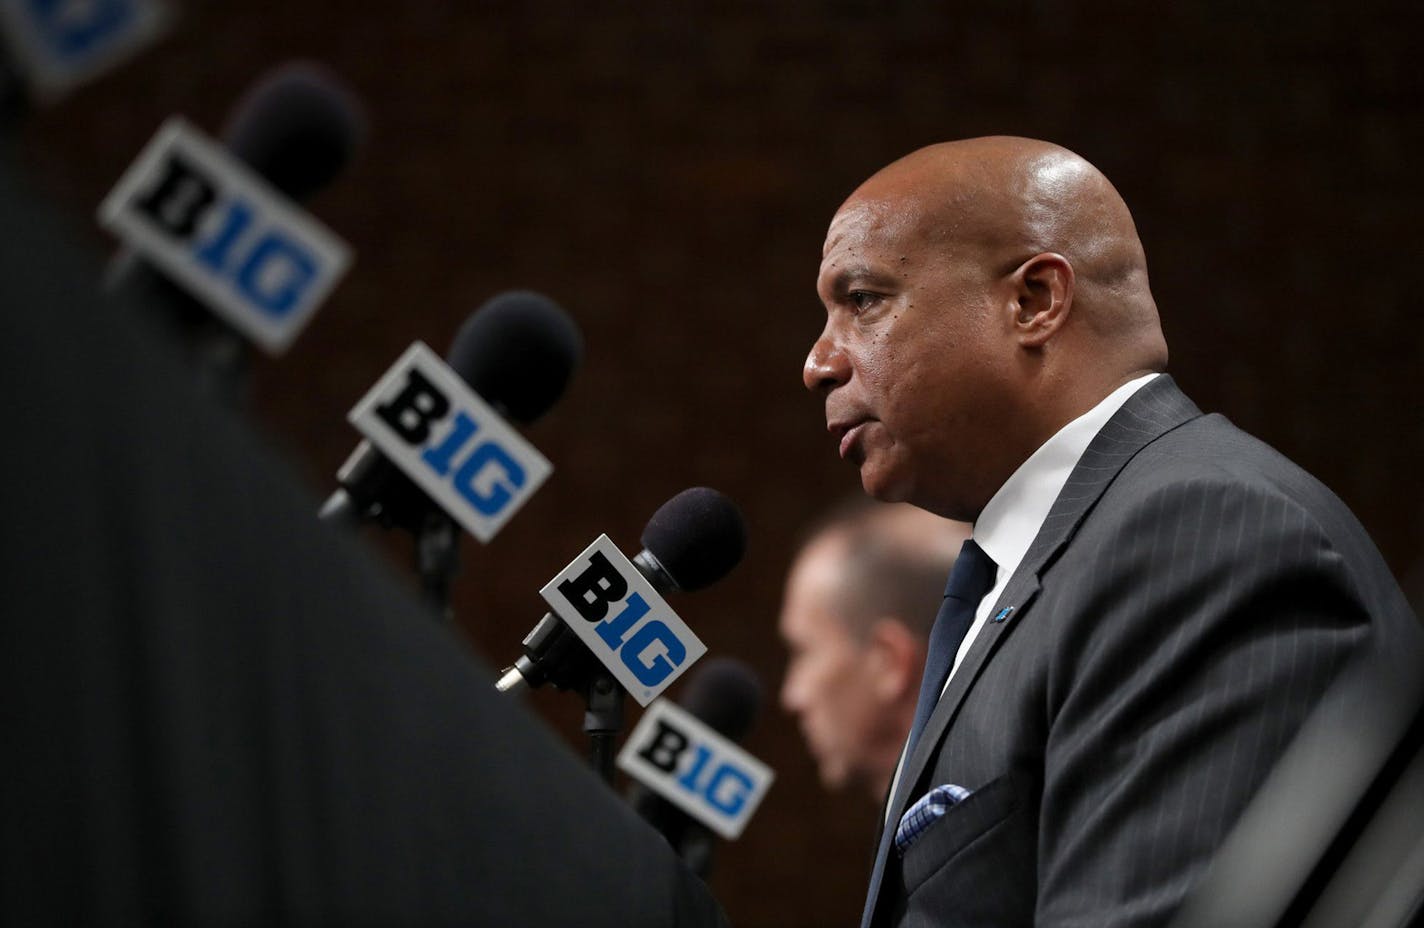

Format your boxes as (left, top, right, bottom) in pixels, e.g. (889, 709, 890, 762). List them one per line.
(992, 606, 1015, 623)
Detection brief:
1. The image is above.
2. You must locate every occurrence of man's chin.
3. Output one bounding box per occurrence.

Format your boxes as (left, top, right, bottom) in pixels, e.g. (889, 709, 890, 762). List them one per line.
(859, 464, 911, 504)
(817, 765, 849, 793)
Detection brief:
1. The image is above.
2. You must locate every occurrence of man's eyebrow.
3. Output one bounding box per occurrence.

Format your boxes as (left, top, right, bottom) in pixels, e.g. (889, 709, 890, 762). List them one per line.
(821, 263, 897, 295)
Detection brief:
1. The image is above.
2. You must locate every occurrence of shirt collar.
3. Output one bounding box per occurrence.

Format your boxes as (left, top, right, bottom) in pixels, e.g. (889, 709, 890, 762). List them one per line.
(974, 373, 1158, 579)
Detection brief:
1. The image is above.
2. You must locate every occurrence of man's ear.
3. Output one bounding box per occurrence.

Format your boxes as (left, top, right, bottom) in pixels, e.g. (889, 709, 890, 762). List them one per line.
(1008, 252, 1074, 348)
(865, 618, 925, 702)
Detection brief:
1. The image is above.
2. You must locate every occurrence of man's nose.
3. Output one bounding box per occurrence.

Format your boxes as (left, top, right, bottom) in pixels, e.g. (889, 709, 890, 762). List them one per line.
(803, 327, 850, 394)
(779, 669, 800, 712)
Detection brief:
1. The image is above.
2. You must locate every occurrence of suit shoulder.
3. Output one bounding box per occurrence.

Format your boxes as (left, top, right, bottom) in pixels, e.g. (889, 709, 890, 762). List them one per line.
(1119, 412, 1345, 519)
(1097, 413, 1410, 623)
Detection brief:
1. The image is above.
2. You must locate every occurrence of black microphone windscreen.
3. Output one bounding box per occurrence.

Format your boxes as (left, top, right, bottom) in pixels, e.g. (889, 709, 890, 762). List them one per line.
(446, 291, 583, 424)
(679, 657, 762, 743)
(641, 487, 747, 592)
(221, 61, 367, 202)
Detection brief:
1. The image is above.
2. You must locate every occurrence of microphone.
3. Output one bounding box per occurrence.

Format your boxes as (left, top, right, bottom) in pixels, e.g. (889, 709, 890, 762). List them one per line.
(319, 290, 582, 533)
(104, 61, 365, 397)
(496, 487, 747, 694)
(628, 657, 763, 878)
(219, 62, 366, 203)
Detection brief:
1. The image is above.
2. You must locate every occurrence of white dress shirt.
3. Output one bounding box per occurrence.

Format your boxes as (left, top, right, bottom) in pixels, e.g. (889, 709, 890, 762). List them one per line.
(952, 372, 1159, 679)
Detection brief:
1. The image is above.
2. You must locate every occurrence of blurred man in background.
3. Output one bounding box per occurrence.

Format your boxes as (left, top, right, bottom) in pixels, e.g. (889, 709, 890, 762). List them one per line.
(779, 501, 970, 803)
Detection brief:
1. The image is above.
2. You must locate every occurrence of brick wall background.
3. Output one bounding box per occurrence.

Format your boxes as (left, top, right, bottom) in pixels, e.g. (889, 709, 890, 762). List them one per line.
(16, 1, 1422, 924)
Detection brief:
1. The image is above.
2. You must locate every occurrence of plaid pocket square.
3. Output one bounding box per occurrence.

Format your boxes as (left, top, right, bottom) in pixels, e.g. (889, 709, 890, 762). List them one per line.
(895, 783, 972, 854)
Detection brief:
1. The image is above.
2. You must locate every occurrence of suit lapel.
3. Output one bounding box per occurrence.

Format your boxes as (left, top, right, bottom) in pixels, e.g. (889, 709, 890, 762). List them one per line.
(888, 375, 1203, 819)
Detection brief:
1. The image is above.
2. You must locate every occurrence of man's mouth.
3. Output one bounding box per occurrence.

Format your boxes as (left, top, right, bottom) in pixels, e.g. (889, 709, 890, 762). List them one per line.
(829, 419, 871, 460)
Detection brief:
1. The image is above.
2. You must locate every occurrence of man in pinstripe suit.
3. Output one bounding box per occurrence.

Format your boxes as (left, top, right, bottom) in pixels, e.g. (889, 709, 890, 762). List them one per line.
(803, 136, 1422, 927)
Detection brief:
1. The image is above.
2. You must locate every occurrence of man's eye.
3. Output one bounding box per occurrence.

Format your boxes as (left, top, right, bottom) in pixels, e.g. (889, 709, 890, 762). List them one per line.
(848, 291, 880, 312)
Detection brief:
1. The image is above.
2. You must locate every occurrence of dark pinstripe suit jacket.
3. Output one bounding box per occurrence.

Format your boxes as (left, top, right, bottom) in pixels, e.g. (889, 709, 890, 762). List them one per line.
(862, 375, 1423, 928)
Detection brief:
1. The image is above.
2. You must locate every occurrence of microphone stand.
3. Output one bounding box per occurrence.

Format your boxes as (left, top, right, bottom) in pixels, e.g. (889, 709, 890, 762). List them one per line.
(585, 671, 625, 784)
(104, 252, 252, 408)
(317, 446, 460, 624)
(415, 510, 459, 621)
(1, 54, 28, 130)
(496, 618, 625, 784)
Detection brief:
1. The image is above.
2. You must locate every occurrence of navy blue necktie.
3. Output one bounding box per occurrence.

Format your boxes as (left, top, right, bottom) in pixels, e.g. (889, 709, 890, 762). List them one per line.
(860, 538, 998, 928)
(902, 539, 997, 772)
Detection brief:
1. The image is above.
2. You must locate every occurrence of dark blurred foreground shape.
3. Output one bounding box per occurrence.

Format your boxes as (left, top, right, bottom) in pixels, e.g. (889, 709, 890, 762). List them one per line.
(0, 146, 725, 927)
(1171, 632, 1424, 928)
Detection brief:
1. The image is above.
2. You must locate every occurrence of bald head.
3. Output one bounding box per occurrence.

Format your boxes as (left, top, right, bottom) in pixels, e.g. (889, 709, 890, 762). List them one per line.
(849, 136, 1165, 361)
(806, 136, 1169, 519)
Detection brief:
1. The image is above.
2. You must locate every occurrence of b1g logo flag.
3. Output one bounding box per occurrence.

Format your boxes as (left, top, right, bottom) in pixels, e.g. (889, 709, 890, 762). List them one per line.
(347, 342, 552, 543)
(541, 535, 706, 706)
(98, 117, 351, 354)
(0, 0, 169, 99)
(619, 699, 774, 840)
